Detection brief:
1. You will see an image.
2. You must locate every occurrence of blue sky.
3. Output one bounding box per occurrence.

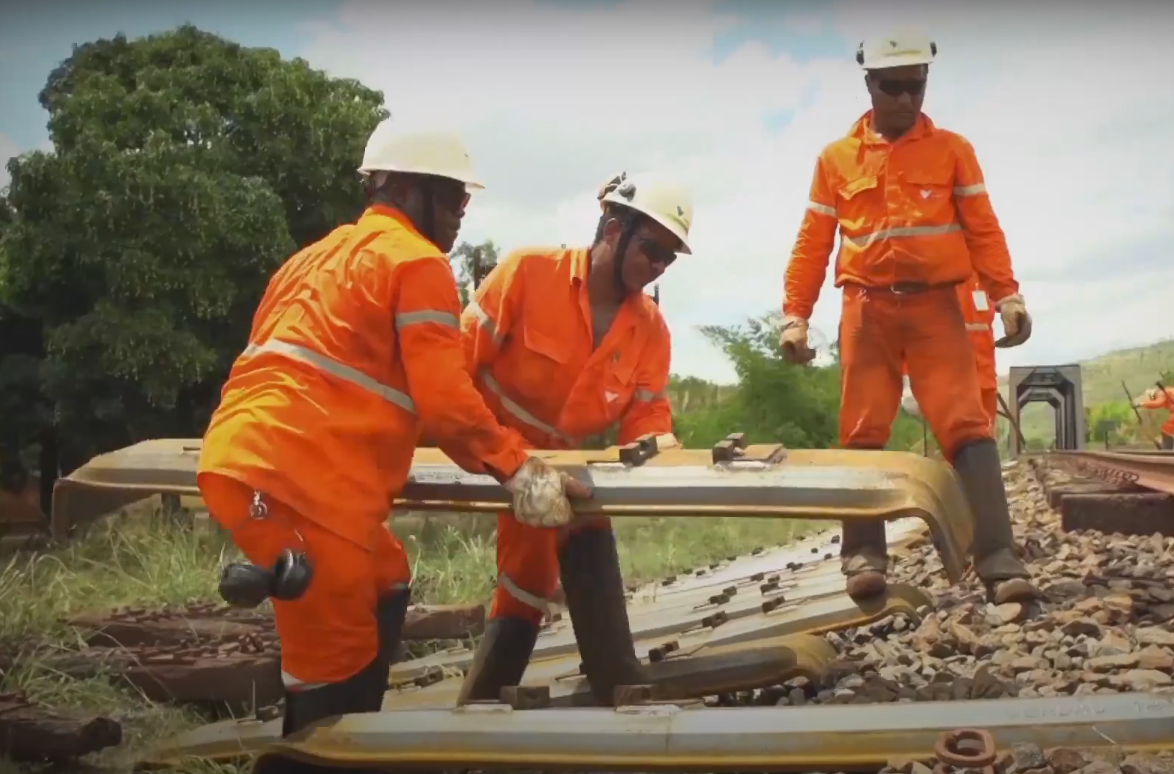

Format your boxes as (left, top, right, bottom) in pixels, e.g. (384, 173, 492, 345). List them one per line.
(0, 0, 343, 150)
(1, 0, 1171, 383)
(0, 0, 847, 153)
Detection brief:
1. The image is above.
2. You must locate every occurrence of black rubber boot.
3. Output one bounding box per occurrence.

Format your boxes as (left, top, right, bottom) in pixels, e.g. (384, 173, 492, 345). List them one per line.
(952, 439, 1040, 603)
(456, 616, 540, 705)
(840, 519, 888, 599)
(1162, 433, 1173, 451)
(839, 447, 889, 600)
(253, 588, 411, 774)
(557, 528, 644, 706)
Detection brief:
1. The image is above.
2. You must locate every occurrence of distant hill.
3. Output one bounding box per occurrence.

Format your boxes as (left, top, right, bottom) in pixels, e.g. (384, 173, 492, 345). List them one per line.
(999, 339, 1174, 441)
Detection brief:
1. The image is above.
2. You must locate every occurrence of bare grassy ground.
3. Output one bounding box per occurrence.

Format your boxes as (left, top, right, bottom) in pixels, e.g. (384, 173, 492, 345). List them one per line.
(0, 500, 820, 773)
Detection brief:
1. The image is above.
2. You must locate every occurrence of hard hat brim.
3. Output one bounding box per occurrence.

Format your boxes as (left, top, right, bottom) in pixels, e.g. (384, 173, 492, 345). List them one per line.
(862, 52, 934, 70)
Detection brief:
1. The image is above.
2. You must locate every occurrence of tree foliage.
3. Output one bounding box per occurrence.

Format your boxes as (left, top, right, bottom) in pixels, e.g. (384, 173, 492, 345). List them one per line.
(672, 312, 926, 454)
(0, 25, 386, 478)
(449, 239, 500, 306)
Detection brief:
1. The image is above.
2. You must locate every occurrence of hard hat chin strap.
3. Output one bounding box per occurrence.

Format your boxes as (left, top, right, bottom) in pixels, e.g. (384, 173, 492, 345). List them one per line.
(418, 179, 439, 247)
(611, 211, 639, 298)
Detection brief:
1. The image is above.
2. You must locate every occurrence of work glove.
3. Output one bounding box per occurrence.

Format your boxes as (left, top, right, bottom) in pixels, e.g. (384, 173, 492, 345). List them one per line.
(503, 456, 594, 528)
(779, 316, 816, 365)
(994, 294, 1032, 348)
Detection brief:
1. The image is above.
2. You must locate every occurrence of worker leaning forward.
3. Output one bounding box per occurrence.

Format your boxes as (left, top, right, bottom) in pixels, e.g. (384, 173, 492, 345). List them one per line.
(196, 118, 591, 751)
(779, 32, 1038, 605)
(1134, 386, 1174, 449)
(902, 273, 1000, 432)
(454, 171, 691, 707)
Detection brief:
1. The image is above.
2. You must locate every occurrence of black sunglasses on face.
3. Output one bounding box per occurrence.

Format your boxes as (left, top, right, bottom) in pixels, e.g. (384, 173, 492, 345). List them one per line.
(638, 237, 677, 268)
(428, 179, 471, 212)
(875, 78, 926, 97)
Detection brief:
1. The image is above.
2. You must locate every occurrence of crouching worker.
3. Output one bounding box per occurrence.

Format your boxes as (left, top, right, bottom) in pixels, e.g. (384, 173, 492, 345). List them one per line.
(454, 171, 691, 707)
(196, 119, 590, 754)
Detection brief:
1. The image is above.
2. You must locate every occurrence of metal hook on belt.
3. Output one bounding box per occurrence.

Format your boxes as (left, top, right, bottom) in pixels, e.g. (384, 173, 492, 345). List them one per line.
(933, 728, 998, 774)
(248, 490, 269, 520)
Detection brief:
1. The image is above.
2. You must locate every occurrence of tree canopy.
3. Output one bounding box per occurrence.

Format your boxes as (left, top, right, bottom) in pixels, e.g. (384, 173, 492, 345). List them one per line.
(0, 25, 386, 479)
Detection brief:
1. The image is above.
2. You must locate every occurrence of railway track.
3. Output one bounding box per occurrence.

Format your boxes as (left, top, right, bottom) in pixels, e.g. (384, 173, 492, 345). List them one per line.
(1034, 450, 1174, 536)
(7, 445, 1174, 770)
(143, 459, 1174, 772)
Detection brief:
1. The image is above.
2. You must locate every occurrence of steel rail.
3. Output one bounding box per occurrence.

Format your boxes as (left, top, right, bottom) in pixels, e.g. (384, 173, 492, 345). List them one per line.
(145, 693, 1174, 771)
(1049, 450, 1174, 495)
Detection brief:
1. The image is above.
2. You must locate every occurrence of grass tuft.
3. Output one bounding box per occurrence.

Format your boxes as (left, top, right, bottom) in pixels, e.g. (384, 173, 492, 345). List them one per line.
(0, 499, 820, 773)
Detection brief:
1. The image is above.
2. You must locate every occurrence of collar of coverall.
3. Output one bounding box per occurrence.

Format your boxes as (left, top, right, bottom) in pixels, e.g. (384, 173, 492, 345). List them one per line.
(568, 247, 657, 317)
(362, 203, 433, 242)
(852, 110, 935, 145)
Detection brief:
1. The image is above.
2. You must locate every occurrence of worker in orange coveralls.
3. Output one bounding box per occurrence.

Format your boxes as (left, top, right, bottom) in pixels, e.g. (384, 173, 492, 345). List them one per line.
(1134, 386, 1174, 449)
(902, 274, 1000, 432)
(196, 118, 591, 756)
(779, 31, 1038, 606)
(454, 171, 691, 707)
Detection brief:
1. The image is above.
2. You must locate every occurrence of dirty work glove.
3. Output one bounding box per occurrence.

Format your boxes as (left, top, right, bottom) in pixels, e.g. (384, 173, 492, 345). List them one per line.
(779, 316, 816, 365)
(994, 294, 1032, 348)
(504, 456, 594, 528)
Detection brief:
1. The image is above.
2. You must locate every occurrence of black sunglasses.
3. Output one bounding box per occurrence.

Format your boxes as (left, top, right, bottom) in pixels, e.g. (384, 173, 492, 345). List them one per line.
(875, 78, 926, 97)
(416, 175, 470, 212)
(638, 237, 678, 268)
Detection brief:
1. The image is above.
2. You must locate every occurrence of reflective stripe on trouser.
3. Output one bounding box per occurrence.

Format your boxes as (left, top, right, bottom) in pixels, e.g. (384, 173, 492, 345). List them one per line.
(492, 510, 611, 626)
(198, 472, 412, 689)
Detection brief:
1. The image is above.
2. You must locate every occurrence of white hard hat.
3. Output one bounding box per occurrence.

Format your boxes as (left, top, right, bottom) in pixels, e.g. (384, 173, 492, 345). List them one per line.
(856, 30, 937, 70)
(600, 176, 694, 255)
(358, 118, 484, 190)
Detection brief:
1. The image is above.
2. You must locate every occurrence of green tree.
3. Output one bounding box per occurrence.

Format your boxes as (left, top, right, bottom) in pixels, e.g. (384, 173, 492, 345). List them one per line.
(0, 25, 387, 480)
(1088, 399, 1139, 447)
(672, 312, 925, 454)
(450, 239, 500, 306)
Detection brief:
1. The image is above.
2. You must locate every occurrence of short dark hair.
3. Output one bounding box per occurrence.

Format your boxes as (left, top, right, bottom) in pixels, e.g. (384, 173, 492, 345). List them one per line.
(592, 205, 647, 247)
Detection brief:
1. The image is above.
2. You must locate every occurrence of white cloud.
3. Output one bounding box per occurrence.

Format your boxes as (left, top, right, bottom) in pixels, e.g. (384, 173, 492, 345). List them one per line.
(302, 0, 1174, 384)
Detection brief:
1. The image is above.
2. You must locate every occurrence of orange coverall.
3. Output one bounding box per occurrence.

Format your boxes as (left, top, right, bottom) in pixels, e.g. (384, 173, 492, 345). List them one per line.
(902, 275, 998, 434)
(1137, 387, 1174, 448)
(461, 246, 673, 625)
(198, 205, 530, 689)
(785, 111, 1017, 459)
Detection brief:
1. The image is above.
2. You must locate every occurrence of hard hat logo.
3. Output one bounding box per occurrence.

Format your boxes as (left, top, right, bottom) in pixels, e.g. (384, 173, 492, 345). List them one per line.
(857, 30, 937, 70)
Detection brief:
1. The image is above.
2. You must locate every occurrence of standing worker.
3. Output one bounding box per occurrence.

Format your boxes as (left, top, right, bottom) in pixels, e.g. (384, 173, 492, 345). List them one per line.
(1133, 386, 1174, 449)
(197, 118, 591, 759)
(901, 272, 1000, 432)
(779, 32, 1038, 605)
(455, 171, 689, 707)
